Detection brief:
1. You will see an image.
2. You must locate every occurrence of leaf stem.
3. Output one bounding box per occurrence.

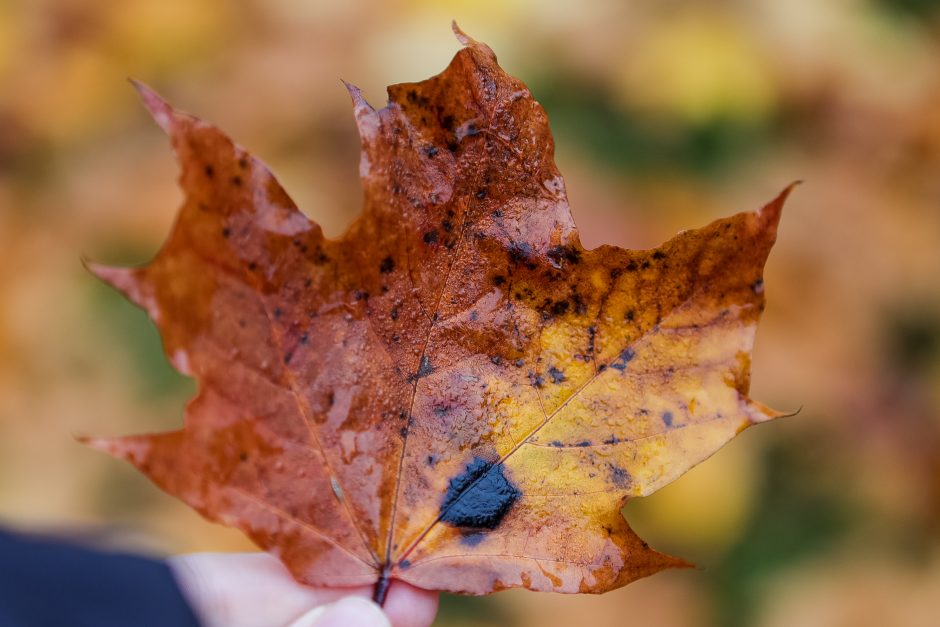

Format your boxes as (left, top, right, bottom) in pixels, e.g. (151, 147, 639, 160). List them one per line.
(372, 565, 391, 606)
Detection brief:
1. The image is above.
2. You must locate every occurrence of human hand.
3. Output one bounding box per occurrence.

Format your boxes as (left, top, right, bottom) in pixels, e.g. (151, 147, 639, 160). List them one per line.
(169, 552, 438, 627)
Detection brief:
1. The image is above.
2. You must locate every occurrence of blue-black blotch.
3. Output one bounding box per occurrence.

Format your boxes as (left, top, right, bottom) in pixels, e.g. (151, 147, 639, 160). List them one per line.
(440, 456, 521, 530)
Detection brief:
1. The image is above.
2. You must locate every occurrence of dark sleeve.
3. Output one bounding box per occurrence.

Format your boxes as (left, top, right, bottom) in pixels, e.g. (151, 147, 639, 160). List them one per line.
(0, 529, 202, 627)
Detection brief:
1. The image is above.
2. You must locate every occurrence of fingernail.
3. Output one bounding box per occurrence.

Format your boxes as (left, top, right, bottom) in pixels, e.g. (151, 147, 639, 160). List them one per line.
(291, 597, 390, 627)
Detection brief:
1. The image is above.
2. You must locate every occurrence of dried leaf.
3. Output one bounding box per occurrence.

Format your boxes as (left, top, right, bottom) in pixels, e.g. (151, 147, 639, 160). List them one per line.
(85, 24, 791, 600)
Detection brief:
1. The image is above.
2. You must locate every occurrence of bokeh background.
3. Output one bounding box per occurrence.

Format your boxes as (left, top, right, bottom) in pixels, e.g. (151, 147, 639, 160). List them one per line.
(2, 0, 939, 625)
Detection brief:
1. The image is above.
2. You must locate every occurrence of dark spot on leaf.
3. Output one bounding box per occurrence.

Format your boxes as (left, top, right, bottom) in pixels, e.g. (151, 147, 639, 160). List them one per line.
(204, 165, 214, 178)
(492, 275, 506, 286)
(440, 457, 521, 530)
(508, 241, 534, 265)
(548, 366, 566, 384)
(625, 310, 635, 322)
(529, 371, 545, 388)
(238, 156, 249, 169)
(460, 532, 487, 547)
(399, 559, 412, 569)
(662, 411, 674, 427)
(609, 464, 631, 489)
(423, 230, 438, 244)
(425, 145, 439, 158)
(390, 307, 399, 320)
(549, 440, 563, 447)
(231, 175, 242, 187)
(575, 440, 592, 447)
(652, 250, 666, 260)
(611, 348, 635, 372)
(273, 308, 283, 319)
(379, 256, 395, 273)
(626, 261, 638, 272)
(221, 227, 231, 238)
(547, 244, 582, 268)
(413, 355, 434, 380)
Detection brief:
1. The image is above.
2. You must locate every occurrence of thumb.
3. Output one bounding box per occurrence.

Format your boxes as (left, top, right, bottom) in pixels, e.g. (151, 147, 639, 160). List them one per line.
(288, 596, 391, 627)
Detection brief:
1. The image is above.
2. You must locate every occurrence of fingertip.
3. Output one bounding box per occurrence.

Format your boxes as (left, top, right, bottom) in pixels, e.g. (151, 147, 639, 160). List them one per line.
(291, 597, 389, 627)
(382, 581, 439, 627)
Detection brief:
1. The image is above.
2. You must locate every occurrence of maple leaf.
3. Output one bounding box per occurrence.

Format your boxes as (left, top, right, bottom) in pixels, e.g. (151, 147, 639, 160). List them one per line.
(85, 24, 792, 603)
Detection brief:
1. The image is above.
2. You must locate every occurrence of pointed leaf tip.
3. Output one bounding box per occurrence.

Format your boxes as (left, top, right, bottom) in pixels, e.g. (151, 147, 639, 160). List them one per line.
(85, 262, 136, 292)
(342, 80, 379, 141)
(744, 398, 796, 425)
(341, 80, 372, 110)
(451, 21, 475, 46)
(758, 180, 800, 229)
(129, 79, 174, 133)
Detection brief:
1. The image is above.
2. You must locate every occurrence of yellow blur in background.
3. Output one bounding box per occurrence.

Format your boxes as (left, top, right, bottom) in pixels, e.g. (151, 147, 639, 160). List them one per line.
(1, 1, 939, 625)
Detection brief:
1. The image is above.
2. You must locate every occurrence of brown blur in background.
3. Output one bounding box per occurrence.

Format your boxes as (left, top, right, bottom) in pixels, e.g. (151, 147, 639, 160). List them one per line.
(1, 1, 939, 625)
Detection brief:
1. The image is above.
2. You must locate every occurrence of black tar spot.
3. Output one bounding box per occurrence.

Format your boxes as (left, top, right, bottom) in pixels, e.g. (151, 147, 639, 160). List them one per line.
(379, 256, 395, 273)
(423, 230, 438, 244)
(611, 348, 635, 372)
(460, 532, 486, 547)
(440, 457, 521, 530)
(609, 464, 631, 489)
(415, 355, 434, 379)
(548, 366, 566, 384)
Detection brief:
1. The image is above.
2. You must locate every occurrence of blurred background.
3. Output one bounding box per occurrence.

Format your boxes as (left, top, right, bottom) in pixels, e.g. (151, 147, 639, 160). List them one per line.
(1, 0, 939, 625)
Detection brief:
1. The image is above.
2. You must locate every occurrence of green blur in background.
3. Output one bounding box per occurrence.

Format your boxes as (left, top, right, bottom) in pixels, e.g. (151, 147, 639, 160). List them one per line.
(1, 1, 939, 625)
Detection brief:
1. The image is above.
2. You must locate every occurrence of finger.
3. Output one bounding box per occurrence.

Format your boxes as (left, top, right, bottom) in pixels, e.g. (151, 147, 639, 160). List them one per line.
(289, 597, 390, 627)
(383, 581, 439, 627)
(169, 552, 373, 627)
